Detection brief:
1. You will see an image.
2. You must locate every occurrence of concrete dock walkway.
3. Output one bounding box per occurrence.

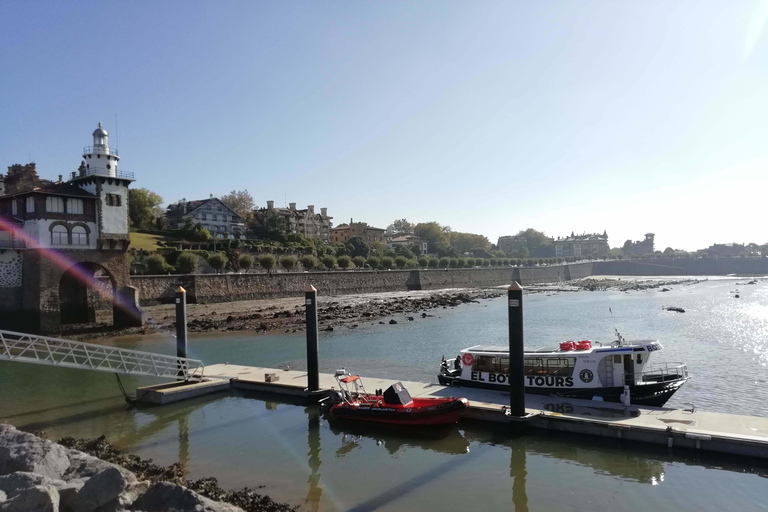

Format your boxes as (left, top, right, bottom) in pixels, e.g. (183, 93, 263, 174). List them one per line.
(137, 363, 768, 460)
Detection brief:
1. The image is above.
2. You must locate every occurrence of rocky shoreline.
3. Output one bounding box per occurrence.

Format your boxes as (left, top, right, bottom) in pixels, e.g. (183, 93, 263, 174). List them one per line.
(0, 424, 294, 512)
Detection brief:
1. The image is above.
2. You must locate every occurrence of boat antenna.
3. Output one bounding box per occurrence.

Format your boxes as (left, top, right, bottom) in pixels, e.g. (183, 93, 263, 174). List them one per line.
(609, 306, 624, 345)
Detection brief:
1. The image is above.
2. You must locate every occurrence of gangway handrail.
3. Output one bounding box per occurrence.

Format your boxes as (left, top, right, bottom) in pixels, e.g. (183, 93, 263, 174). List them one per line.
(0, 330, 204, 381)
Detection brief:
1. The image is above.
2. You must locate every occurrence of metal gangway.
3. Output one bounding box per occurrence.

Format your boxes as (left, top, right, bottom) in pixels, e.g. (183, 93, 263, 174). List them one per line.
(0, 330, 204, 381)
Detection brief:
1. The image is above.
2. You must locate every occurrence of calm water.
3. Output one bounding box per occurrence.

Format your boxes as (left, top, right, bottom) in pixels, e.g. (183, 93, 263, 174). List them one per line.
(2, 278, 767, 511)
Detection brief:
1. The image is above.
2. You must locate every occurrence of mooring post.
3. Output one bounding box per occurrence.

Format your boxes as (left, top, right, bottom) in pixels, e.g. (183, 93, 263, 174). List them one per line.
(305, 285, 320, 393)
(175, 286, 188, 379)
(508, 282, 526, 417)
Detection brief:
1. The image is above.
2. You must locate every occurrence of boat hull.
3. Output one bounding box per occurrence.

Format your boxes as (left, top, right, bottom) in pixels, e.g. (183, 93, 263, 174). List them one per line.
(329, 397, 468, 425)
(437, 374, 688, 407)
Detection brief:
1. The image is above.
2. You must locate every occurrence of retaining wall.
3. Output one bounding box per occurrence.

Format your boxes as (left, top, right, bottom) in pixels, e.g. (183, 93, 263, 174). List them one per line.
(594, 258, 768, 276)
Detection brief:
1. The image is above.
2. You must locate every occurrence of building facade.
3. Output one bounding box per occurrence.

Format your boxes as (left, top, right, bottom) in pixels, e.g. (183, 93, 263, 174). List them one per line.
(166, 197, 245, 238)
(387, 235, 428, 254)
(554, 231, 610, 258)
(497, 235, 528, 256)
(625, 233, 655, 256)
(252, 201, 332, 243)
(331, 219, 386, 245)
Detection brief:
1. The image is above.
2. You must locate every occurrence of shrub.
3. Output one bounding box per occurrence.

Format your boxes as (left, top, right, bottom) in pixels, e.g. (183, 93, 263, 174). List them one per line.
(406, 259, 418, 268)
(394, 256, 407, 269)
(417, 257, 428, 268)
(464, 257, 474, 267)
(280, 255, 296, 271)
(428, 257, 438, 268)
(381, 256, 395, 269)
(337, 255, 352, 269)
(489, 258, 497, 266)
(238, 254, 254, 272)
(176, 252, 199, 274)
(147, 253, 167, 274)
(366, 256, 380, 269)
(301, 255, 318, 271)
(208, 252, 228, 273)
(438, 257, 450, 268)
(259, 254, 276, 273)
(322, 255, 337, 270)
(481, 258, 490, 267)
(449, 258, 459, 268)
(456, 258, 466, 268)
(352, 256, 366, 269)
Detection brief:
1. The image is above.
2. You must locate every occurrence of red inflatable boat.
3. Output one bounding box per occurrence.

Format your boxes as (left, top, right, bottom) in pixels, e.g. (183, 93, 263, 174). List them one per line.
(324, 370, 469, 426)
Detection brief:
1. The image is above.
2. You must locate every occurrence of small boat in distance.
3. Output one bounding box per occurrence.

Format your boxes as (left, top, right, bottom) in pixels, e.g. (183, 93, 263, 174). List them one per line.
(438, 331, 689, 406)
(324, 369, 469, 425)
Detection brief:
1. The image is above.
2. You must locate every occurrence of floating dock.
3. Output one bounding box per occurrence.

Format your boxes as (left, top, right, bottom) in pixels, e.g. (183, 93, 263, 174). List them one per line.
(137, 363, 768, 460)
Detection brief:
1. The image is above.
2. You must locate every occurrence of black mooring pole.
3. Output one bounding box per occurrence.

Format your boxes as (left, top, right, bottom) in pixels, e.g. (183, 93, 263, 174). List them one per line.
(305, 285, 320, 393)
(508, 282, 526, 417)
(175, 286, 188, 379)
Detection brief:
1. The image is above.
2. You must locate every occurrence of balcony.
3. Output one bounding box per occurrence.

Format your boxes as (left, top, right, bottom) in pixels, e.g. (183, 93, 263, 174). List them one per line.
(0, 239, 26, 249)
(83, 146, 119, 156)
(80, 169, 135, 180)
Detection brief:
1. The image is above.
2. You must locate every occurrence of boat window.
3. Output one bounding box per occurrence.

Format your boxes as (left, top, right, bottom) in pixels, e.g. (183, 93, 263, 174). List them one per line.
(474, 356, 510, 373)
(525, 357, 576, 377)
(636, 354, 643, 364)
(614, 355, 621, 364)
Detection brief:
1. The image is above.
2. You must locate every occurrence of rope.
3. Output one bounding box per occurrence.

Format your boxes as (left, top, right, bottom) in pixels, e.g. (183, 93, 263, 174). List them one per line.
(115, 373, 138, 405)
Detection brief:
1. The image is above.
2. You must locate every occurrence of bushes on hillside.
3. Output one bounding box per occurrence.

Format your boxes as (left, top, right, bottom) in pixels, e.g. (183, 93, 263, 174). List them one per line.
(176, 252, 199, 274)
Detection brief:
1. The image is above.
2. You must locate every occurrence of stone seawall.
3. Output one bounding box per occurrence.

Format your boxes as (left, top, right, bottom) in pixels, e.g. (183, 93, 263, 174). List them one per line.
(594, 258, 768, 276)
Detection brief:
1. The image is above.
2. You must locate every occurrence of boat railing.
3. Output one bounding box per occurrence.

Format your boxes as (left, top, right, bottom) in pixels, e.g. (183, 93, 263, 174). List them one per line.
(630, 362, 688, 384)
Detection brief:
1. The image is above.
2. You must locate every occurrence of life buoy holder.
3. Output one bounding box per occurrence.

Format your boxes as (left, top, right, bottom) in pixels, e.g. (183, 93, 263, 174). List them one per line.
(462, 353, 474, 367)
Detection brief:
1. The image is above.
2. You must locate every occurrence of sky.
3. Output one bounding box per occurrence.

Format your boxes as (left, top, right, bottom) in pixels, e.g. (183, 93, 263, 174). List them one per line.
(2, 1, 767, 252)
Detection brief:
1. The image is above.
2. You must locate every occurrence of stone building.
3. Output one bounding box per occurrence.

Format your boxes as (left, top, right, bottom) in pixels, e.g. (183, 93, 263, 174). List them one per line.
(252, 201, 332, 243)
(625, 233, 655, 256)
(554, 231, 610, 258)
(165, 196, 245, 238)
(497, 235, 528, 257)
(332, 219, 386, 245)
(707, 242, 745, 258)
(387, 235, 428, 254)
(0, 122, 142, 334)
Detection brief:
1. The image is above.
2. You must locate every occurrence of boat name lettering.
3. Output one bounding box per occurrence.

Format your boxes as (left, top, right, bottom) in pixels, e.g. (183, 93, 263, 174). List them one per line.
(647, 344, 659, 351)
(526, 376, 574, 387)
(545, 403, 575, 414)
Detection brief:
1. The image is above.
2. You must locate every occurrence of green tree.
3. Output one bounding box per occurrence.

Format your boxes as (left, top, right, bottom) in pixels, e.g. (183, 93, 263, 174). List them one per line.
(381, 256, 395, 269)
(438, 257, 450, 268)
(489, 258, 497, 266)
(345, 237, 370, 258)
(417, 256, 428, 268)
(428, 257, 438, 268)
(337, 255, 352, 269)
(406, 259, 418, 268)
(448, 232, 491, 253)
(129, 188, 163, 229)
(147, 253, 167, 274)
(366, 256, 380, 269)
(394, 256, 407, 269)
(322, 255, 337, 270)
(176, 252, 198, 274)
(481, 258, 490, 267)
(280, 255, 296, 272)
(259, 254, 276, 273)
(456, 258, 466, 268)
(301, 255, 318, 271)
(464, 257, 475, 267)
(238, 253, 254, 272)
(220, 189, 254, 221)
(449, 258, 459, 268)
(352, 256, 366, 268)
(208, 252, 228, 273)
(386, 218, 415, 235)
(414, 222, 449, 253)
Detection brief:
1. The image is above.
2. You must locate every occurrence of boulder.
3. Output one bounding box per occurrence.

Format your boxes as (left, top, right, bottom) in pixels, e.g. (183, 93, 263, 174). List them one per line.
(0, 425, 70, 479)
(0, 484, 59, 512)
(130, 482, 243, 512)
(63, 467, 127, 512)
(64, 450, 137, 486)
(0, 471, 64, 499)
(0, 490, 5, 503)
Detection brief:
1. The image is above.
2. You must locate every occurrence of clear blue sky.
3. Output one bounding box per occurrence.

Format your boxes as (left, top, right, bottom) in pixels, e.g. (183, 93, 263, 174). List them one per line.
(2, 1, 767, 251)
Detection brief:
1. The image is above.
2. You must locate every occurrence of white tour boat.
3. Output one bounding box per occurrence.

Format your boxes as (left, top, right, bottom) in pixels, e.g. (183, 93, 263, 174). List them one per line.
(437, 332, 689, 406)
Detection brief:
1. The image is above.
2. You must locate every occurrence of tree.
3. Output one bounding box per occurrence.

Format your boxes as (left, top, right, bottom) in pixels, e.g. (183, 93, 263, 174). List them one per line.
(489, 258, 497, 266)
(345, 237, 370, 258)
(428, 257, 438, 268)
(128, 188, 163, 229)
(280, 255, 296, 272)
(394, 256, 407, 269)
(449, 258, 459, 268)
(393, 244, 414, 259)
(381, 256, 395, 269)
(220, 189, 255, 220)
(352, 256, 366, 269)
(456, 258, 466, 268)
(208, 253, 228, 273)
(386, 219, 415, 235)
(464, 257, 475, 267)
(448, 232, 491, 253)
(337, 255, 352, 269)
(301, 255, 318, 271)
(622, 240, 633, 257)
(322, 255, 337, 270)
(438, 257, 450, 268)
(238, 254, 254, 272)
(176, 252, 198, 274)
(414, 222, 449, 253)
(366, 256, 380, 269)
(259, 254, 276, 273)
(147, 253, 167, 274)
(417, 256, 428, 268)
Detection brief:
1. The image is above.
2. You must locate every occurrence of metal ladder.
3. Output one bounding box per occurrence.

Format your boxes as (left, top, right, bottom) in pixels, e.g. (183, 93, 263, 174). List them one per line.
(605, 356, 614, 387)
(0, 330, 204, 381)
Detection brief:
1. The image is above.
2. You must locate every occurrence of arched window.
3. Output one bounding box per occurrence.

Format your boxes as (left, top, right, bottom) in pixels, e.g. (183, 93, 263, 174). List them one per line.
(71, 225, 88, 245)
(26, 197, 35, 213)
(51, 225, 68, 245)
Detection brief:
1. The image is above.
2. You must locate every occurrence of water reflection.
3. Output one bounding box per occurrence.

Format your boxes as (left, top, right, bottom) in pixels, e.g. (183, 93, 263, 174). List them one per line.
(306, 406, 322, 512)
(327, 421, 470, 456)
(510, 443, 528, 512)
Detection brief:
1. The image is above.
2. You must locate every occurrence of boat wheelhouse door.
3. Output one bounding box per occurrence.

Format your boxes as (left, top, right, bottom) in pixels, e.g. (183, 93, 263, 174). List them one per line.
(623, 355, 633, 386)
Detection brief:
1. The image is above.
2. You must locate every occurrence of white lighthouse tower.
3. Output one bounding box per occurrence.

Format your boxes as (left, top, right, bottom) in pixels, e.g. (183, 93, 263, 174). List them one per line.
(71, 122, 134, 250)
(82, 122, 119, 177)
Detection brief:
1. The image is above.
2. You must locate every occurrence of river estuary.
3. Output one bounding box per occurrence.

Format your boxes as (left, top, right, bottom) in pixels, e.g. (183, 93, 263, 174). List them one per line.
(1, 277, 767, 511)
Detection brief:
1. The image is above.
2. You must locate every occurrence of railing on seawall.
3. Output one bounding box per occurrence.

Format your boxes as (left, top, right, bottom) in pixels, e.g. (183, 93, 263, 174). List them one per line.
(0, 330, 204, 381)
